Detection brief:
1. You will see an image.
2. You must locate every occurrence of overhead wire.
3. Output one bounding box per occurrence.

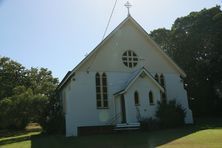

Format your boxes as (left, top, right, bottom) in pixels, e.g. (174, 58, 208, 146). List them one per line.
(86, 0, 118, 72)
(102, 0, 118, 40)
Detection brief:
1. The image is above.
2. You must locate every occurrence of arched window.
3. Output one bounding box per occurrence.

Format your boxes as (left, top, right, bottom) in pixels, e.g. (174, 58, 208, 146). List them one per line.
(154, 73, 159, 82)
(160, 91, 166, 101)
(134, 91, 140, 106)
(102, 73, 108, 107)
(62, 91, 67, 114)
(160, 91, 166, 102)
(95, 72, 108, 108)
(95, 73, 101, 107)
(160, 74, 167, 100)
(160, 74, 165, 88)
(149, 91, 154, 105)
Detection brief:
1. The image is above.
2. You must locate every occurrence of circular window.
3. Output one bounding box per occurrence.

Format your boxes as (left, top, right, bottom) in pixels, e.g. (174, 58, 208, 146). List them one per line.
(122, 50, 138, 68)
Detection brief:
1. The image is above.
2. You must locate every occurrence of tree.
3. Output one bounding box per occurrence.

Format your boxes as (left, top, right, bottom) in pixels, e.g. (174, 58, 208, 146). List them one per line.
(27, 67, 58, 97)
(0, 86, 48, 129)
(0, 57, 28, 100)
(40, 91, 65, 134)
(156, 100, 185, 128)
(150, 6, 222, 117)
(0, 56, 59, 130)
(150, 28, 173, 57)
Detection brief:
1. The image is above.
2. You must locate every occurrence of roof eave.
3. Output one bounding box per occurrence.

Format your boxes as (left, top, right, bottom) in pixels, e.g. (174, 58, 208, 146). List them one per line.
(128, 17, 187, 77)
(58, 16, 133, 90)
(114, 68, 165, 96)
(58, 15, 187, 90)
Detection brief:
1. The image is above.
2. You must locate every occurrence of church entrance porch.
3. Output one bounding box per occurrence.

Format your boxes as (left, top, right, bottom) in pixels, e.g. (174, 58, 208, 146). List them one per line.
(114, 93, 140, 125)
(113, 68, 165, 128)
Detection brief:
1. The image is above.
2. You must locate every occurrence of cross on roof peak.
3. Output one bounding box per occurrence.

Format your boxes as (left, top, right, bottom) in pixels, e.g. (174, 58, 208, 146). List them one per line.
(124, 1, 132, 16)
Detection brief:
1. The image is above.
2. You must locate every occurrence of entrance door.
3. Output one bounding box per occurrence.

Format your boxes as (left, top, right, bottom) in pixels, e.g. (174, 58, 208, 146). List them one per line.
(120, 94, 126, 123)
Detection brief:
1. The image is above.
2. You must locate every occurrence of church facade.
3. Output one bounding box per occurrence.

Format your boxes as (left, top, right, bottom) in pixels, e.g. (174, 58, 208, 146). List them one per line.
(58, 15, 193, 137)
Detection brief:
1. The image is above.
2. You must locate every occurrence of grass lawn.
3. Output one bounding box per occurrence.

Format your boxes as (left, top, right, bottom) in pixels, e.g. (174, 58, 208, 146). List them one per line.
(0, 118, 222, 148)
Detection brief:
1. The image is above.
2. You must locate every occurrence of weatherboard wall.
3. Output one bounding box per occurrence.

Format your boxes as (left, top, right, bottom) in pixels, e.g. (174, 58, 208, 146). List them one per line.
(63, 71, 192, 136)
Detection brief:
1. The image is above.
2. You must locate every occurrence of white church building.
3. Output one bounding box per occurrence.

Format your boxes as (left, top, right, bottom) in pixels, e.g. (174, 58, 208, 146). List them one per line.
(58, 14, 193, 137)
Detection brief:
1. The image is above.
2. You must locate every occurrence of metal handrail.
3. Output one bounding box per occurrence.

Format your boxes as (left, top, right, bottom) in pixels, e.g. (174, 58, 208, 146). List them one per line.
(107, 112, 121, 125)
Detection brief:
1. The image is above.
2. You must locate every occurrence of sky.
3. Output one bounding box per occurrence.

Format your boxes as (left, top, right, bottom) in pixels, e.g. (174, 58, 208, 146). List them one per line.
(0, 0, 221, 81)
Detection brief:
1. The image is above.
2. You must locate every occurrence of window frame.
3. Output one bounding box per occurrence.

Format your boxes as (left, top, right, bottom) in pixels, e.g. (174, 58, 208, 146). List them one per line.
(134, 91, 140, 106)
(160, 74, 167, 100)
(154, 73, 159, 82)
(95, 72, 109, 109)
(160, 74, 165, 88)
(122, 50, 138, 68)
(149, 91, 154, 105)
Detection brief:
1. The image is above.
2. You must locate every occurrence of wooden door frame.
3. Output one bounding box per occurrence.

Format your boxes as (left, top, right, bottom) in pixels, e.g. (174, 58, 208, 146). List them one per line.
(120, 94, 126, 123)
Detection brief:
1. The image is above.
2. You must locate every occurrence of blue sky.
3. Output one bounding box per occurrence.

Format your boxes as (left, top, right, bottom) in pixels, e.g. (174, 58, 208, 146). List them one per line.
(0, 0, 221, 81)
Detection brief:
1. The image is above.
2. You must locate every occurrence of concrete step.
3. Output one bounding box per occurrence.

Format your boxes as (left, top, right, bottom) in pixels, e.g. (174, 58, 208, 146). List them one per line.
(113, 127, 140, 131)
(116, 123, 140, 128)
(114, 123, 140, 131)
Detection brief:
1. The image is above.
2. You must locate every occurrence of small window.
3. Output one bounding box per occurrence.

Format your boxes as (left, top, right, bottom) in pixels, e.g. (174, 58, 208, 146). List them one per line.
(102, 73, 107, 86)
(134, 91, 140, 106)
(160, 91, 166, 102)
(95, 73, 101, 107)
(160, 92, 166, 101)
(160, 74, 167, 100)
(154, 73, 159, 82)
(96, 73, 100, 85)
(149, 91, 154, 105)
(63, 91, 67, 114)
(122, 50, 138, 68)
(102, 73, 108, 108)
(95, 72, 108, 108)
(160, 74, 165, 88)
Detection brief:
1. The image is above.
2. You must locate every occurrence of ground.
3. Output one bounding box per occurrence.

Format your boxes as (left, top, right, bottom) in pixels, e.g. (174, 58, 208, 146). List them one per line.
(0, 118, 222, 148)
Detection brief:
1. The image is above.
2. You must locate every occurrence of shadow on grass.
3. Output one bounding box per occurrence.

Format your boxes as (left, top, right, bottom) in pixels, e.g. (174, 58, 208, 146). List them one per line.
(1, 118, 222, 148)
(30, 118, 222, 148)
(30, 128, 201, 148)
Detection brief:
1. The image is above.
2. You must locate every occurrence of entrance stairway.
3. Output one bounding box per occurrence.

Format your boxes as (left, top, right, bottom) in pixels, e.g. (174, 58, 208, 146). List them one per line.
(113, 123, 140, 131)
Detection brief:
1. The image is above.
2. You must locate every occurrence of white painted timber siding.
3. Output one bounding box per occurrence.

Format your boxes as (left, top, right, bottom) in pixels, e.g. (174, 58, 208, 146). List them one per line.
(164, 74, 193, 123)
(64, 71, 136, 136)
(78, 21, 179, 75)
(61, 16, 193, 136)
(64, 71, 193, 136)
(124, 76, 161, 123)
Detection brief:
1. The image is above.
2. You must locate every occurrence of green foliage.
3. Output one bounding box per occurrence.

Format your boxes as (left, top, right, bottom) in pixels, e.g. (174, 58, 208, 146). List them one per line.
(0, 98, 14, 129)
(0, 56, 59, 131)
(0, 57, 27, 100)
(27, 67, 58, 97)
(2, 119, 222, 147)
(150, 28, 173, 57)
(156, 100, 186, 128)
(0, 86, 48, 129)
(150, 6, 222, 117)
(139, 117, 160, 131)
(40, 92, 65, 134)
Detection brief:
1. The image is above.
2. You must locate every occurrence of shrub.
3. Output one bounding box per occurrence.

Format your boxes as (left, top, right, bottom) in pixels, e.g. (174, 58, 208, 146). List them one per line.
(156, 100, 186, 128)
(0, 98, 14, 129)
(139, 117, 160, 131)
(0, 87, 49, 130)
(40, 92, 65, 134)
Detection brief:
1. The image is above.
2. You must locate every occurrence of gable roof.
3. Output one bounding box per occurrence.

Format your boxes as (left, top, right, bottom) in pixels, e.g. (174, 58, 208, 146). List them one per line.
(58, 15, 186, 90)
(114, 67, 165, 96)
